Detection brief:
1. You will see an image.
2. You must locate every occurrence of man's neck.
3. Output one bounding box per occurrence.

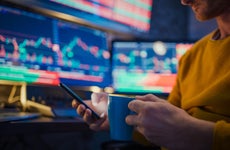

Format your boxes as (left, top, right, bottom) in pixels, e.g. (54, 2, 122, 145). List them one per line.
(216, 8, 230, 39)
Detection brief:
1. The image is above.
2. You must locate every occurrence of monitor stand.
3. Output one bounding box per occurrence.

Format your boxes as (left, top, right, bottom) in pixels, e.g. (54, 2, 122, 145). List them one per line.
(0, 80, 27, 111)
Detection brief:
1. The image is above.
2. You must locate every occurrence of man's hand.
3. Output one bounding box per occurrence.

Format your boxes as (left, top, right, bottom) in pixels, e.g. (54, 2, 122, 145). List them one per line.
(126, 94, 214, 150)
(72, 92, 109, 131)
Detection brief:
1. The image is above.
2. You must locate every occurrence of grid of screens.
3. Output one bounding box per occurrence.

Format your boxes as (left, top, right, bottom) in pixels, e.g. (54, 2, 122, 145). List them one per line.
(49, 0, 153, 34)
(0, 5, 111, 87)
(111, 41, 193, 94)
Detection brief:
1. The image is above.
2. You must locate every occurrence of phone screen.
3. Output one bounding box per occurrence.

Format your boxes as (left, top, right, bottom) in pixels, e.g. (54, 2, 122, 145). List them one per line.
(59, 83, 100, 120)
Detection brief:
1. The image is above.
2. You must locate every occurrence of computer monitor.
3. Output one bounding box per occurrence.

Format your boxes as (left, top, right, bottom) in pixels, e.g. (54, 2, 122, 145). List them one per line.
(0, 4, 111, 88)
(111, 40, 193, 95)
(49, 0, 153, 34)
(1, 0, 153, 36)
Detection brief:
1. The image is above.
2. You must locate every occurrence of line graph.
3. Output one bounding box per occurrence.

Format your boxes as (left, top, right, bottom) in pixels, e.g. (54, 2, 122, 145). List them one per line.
(0, 34, 56, 65)
(0, 5, 111, 87)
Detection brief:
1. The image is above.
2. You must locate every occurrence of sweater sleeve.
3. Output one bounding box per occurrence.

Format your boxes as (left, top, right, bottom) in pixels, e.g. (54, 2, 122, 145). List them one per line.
(167, 45, 193, 106)
(167, 77, 181, 107)
(167, 49, 188, 107)
(213, 121, 230, 150)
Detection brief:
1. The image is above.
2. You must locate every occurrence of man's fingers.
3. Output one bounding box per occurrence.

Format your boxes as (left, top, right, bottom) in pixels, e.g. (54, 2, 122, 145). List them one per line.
(136, 94, 165, 102)
(76, 104, 86, 116)
(89, 117, 107, 131)
(72, 99, 79, 108)
(126, 114, 139, 126)
(128, 100, 145, 113)
(83, 109, 95, 123)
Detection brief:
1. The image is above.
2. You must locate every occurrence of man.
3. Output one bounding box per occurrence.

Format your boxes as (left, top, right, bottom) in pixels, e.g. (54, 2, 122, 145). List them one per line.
(72, 0, 230, 149)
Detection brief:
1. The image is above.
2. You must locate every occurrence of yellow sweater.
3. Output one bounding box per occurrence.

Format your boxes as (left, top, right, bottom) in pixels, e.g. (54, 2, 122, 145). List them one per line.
(168, 30, 230, 150)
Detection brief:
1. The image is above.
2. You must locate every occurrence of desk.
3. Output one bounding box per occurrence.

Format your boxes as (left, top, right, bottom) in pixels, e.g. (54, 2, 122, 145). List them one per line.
(0, 116, 158, 150)
(0, 116, 110, 150)
(0, 116, 89, 135)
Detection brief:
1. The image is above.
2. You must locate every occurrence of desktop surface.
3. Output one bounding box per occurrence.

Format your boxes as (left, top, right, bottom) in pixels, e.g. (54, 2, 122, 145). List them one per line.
(0, 111, 40, 122)
(0, 108, 88, 135)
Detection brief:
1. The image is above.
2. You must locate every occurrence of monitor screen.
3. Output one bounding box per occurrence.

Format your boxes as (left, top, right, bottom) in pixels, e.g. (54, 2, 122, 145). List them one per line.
(111, 40, 193, 94)
(1, 0, 153, 36)
(49, 0, 153, 34)
(0, 5, 111, 88)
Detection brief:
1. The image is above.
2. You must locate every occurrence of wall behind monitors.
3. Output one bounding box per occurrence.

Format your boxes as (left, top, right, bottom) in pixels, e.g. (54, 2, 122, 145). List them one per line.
(111, 40, 193, 95)
(0, 4, 111, 88)
(1, 0, 153, 37)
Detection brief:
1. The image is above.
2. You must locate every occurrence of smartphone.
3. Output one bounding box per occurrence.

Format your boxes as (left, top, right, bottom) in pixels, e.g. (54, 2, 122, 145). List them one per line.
(59, 83, 100, 120)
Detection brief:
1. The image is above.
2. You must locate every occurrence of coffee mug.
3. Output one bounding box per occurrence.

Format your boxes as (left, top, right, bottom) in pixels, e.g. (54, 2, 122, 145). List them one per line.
(108, 94, 135, 141)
